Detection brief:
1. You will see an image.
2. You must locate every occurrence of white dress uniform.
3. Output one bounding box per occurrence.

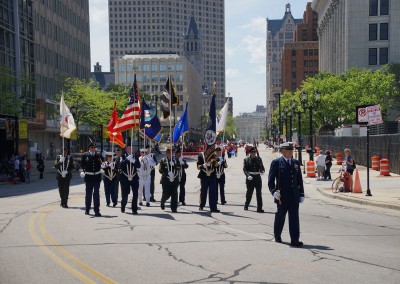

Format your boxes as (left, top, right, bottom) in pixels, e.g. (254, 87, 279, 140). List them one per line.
(138, 152, 156, 205)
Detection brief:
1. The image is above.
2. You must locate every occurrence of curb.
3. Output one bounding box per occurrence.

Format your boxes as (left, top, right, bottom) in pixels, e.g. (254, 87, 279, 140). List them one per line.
(316, 187, 400, 211)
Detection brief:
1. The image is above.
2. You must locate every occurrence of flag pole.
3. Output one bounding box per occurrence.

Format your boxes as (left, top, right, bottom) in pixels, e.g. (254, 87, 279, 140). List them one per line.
(168, 74, 172, 171)
(221, 94, 230, 147)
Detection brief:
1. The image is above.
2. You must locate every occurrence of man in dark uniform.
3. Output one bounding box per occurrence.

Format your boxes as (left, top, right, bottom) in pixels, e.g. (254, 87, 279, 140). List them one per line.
(55, 147, 75, 208)
(197, 152, 220, 212)
(114, 147, 122, 204)
(268, 142, 305, 247)
(159, 148, 181, 212)
(80, 142, 103, 217)
(176, 147, 189, 206)
(119, 145, 141, 214)
(102, 152, 117, 207)
(243, 146, 265, 212)
(215, 146, 228, 205)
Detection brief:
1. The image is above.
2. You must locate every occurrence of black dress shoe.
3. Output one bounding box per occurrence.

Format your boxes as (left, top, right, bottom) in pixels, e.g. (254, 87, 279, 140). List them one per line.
(222, 201, 227, 205)
(146, 202, 150, 207)
(181, 201, 186, 206)
(290, 241, 303, 247)
(160, 203, 165, 210)
(121, 207, 125, 213)
(85, 210, 89, 215)
(150, 198, 156, 202)
(171, 209, 177, 213)
(211, 209, 220, 213)
(106, 203, 110, 207)
(143, 198, 146, 201)
(64, 204, 69, 208)
(257, 208, 264, 213)
(94, 212, 102, 217)
(244, 205, 248, 211)
(139, 202, 143, 206)
(275, 236, 282, 243)
(113, 202, 117, 207)
(132, 211, 138, 215)
(199, 206, 204, 211)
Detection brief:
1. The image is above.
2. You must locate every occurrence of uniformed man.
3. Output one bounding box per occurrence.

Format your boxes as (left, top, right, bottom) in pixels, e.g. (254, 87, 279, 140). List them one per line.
(80, 142, 103, 217)
(215, 146, 228, 205)
(114, 147, 123, 203)
(138, 148, 156, 207)
(268, 142, 304, 247)
(119, 145, 141, 214)
(175, 148, 189, 206)
(149, 147, 157, 202)
(55, 147, 74, 208)
(159, 148, 181, 212)
(197, 152, 220, 212)
(102, 152, 117, 207)
(243, 146, 265, 212)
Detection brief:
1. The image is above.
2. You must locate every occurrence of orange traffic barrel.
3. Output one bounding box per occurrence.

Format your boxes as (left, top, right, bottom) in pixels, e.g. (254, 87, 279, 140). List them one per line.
(371, 155, 379, 171)
(336, 153, 343, 165)
(380, 158, 390, 176)
(306, 161, 316, 177)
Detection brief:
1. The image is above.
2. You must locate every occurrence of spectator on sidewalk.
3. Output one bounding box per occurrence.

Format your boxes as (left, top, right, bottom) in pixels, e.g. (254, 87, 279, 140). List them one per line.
(14, 156, 20, 178)
(26, 159, 32, 183)
(315, 150, 326, 181)
(344, 148, 354, 191)
(37, 155, 45, 179)
(35, 147, 41, 162)
(324, 150, 333, 180)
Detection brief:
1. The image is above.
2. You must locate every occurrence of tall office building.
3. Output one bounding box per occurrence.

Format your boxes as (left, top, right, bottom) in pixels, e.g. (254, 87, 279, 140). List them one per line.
(0, 0, 91, 157)
(312, 0, 400, 73)
(266, 3, 302, 129)
(108, 0, 226, 109)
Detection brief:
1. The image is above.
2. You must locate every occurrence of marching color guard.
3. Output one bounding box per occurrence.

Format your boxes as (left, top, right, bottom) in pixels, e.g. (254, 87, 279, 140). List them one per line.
(215, 146, 228, 205)
(102, 152, 118, 207)
(243, 146, 265, 213)
(175, 148, 189, 206)
(55, 147, 74, 208)
(197, 152, 220, 213)
(159, 148, 181, 212)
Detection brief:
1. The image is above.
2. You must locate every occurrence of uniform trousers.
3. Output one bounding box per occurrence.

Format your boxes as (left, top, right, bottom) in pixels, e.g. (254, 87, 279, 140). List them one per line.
(245, 175, 263, 209)
(216, 174, 226, 203)
(274, 198, 300, 242)
(178, 175, 186, 203)
(138, 174, 151, 202)
(150, 169, 155, 199)
(200, 178, 217, 211)
(114, 176, 120, 201)
(57, 176, 71, 205)
(161, 180, 179, 211)
(85, 180, 101, 213)
(103, 178, 117, 205)
(120, 177, 139, 212)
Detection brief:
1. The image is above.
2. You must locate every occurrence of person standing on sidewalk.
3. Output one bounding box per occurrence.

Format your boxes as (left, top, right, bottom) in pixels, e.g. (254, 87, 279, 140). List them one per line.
(243, 146, 265, 212)
(26, 159, 32, 183)
(268, 142, 304, 247)
(324, 150, 333, 180)
(315, 150, 326, 181)
(37, 156, 45, 179)
(55, 148, 75, 208)
(344, 148, 354, 191)
(80, 142, 103, 217)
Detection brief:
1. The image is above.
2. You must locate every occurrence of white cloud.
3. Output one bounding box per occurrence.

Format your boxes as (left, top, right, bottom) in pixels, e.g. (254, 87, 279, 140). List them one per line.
(225, 46, 237, 58)
(241, 35, 265, 64)
(241, 16, 266, 33)
(226, 68, 241, 78)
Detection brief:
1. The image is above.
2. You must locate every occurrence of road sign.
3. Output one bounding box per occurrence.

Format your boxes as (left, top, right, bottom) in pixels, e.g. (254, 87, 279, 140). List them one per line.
(356, 105, 372, 125)
(366, 104, 383, 125)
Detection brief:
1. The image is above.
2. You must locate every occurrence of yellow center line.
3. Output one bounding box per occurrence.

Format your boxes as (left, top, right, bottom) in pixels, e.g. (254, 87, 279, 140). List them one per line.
(29, 205, 97, 284)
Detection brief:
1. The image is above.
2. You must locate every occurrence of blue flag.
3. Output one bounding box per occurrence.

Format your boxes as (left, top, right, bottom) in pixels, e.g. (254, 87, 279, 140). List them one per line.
(204, 94, 216, 162)
(172, 102, 189, 143)
(140, 100, 163, 141)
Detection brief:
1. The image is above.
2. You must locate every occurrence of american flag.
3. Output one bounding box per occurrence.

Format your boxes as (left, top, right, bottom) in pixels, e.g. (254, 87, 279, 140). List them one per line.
(113, 73, 141, 132)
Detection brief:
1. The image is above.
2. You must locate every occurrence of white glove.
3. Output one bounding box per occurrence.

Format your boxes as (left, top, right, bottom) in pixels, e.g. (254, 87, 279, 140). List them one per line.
(109, 162, 115, 169)
(218, 160, 223, 166)
(59, 156, 65, 163)
(127, 155, 135, 163)
(247, 175, 253, 181)
(220, 157, 224, 162)
(102, 150, 107, 158)
(273, 191, 281, 200)
(139, 156, 144, 162)
(168, 171, 174, 179)
(179, 157, 184, 164)
(80, 171, 85, 178)
(61, 170, 68, 178)
(202, 164, 207, 169)
(300, 196, 305, 203)
(169, 161, 175, 166)
(101, 162, 107, 169)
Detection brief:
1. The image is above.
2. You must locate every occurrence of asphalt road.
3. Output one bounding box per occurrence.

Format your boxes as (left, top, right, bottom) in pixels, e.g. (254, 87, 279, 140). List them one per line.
(1, 147, 399, 284)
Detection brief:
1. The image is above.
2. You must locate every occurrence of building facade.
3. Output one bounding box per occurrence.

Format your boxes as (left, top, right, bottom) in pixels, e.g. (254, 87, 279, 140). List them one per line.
(281, 2, 319, 93)
(236, 106, 266, 144)
(266, 3, 302, 128)
(91, 62, 115, 89)
(312, 0, 400, 73)
(108, 0, 226, 110)
(114, 53, 202, 133)
(0, 0, 91, 159)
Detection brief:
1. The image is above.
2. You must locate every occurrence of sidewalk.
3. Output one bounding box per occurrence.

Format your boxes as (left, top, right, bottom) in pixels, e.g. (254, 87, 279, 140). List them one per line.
(308, 158, 400, 211)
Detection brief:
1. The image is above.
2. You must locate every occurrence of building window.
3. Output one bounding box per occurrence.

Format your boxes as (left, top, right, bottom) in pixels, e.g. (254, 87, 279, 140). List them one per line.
(369, 0, 378, 16)
(369, 48, 378, 65)
(291, 50, 296, 56)
(379, 47, 388, 64)
(369, 24, 378, 40)
(291, 72, 296, 79)
(380, 23, 388, 40)
(291, 61, 296, 67)
(380, 0, 389, 15)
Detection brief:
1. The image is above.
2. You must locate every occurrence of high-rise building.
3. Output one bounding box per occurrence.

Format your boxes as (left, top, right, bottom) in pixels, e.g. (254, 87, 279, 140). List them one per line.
(281, 2, 319, 93)
(266, 3, 302, 129)
(0, 0, 91, 157)
(312, 0, 400, 73)
(236, 106, 266, 143)
(107, 0, 226, 110)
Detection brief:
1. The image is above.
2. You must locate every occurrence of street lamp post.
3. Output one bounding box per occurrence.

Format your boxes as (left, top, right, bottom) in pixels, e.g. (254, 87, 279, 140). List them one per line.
(292, 101, 303, 165)
(301, 91, 321, 161)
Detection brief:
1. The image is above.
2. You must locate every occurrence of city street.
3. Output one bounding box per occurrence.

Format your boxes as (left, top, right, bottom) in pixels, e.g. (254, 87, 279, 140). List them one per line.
(0, 147, 399, 284)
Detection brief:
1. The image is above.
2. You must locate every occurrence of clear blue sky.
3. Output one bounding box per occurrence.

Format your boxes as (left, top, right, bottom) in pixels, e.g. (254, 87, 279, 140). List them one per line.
(89, 0, 309, 115)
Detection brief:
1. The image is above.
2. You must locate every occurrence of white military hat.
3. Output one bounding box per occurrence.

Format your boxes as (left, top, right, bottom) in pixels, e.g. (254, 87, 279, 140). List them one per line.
(279, 142, 294, 150)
